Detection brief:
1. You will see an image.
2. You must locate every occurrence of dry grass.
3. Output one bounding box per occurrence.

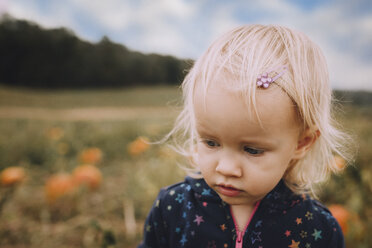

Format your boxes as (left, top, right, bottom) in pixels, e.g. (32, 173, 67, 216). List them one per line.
(0, 85, 370, 247)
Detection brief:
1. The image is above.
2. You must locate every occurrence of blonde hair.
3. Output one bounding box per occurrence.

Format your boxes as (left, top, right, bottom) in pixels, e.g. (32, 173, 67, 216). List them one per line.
(166, 24, 353, 195)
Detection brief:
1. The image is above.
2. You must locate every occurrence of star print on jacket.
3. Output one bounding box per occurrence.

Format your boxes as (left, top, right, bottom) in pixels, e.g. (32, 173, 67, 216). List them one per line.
(194, 215, 204, 226)
(138, 177, 345, 248)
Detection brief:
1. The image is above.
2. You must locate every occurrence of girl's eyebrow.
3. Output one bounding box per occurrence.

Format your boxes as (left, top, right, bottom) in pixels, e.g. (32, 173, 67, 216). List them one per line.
(196, 125, 278, 148)
(240, 138, 278, 148)
(195, 122, 210, 131)
(195, 127, 214, 137)
(195, 126, 220, 141)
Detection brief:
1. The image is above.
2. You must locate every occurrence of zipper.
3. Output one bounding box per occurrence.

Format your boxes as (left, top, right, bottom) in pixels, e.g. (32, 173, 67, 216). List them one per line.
(230, 201, 261, 248)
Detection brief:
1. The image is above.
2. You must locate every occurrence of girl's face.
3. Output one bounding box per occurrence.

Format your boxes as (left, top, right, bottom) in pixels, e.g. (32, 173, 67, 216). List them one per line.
(194, 82, 303, 207)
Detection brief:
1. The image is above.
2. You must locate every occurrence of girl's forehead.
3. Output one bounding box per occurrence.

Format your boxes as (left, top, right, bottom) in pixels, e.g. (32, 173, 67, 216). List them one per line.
(194, 77, 287, 105)
(193, 82, 300, 131)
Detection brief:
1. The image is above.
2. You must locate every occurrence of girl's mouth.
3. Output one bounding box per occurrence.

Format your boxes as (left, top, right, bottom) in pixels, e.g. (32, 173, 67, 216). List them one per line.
(217, 184, 242, 197)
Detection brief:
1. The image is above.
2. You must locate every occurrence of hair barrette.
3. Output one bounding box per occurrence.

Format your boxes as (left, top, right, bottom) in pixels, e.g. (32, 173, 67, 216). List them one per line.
(256, 65, 288, 88)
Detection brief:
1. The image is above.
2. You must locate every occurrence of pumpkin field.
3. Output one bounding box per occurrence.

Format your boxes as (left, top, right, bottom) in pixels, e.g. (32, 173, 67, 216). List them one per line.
(0, 85, 371, 248)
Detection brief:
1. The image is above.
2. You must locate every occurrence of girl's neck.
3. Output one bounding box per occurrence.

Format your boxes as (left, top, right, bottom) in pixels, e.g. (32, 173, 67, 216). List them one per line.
(230, 204, 256, 231)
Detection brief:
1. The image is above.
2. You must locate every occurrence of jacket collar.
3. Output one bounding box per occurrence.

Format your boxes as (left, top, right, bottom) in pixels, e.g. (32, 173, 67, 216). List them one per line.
(185, 176, 303, 211)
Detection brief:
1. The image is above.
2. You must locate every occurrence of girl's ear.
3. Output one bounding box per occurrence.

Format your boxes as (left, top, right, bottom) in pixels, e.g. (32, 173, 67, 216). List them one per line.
(292, 129, 320, 160)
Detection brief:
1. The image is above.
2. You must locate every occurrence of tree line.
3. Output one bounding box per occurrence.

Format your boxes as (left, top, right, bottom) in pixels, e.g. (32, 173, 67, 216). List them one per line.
(1, 15, 372, 106)
(0, 15, 192, 89)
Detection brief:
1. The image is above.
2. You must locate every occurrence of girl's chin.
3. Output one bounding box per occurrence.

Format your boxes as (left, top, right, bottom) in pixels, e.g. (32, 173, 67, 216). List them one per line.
(217, 194, 246, 204)
(216, 192, 262, 206)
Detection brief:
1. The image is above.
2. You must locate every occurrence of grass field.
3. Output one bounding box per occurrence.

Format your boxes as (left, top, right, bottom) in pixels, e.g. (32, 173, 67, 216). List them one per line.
(0, 85, 370, 248)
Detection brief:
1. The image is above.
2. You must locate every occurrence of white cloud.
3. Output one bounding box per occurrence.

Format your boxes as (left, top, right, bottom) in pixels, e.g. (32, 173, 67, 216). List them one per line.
(6, 1, 76, 30)
(325, 45, 372, 90)
(0, 0, 9, 14)
(68, 0, 196, 31)
(206, 4, 240, 40)
(63, 0, 199, 57)
(352, 15, 372, 54)
(158, 0, 196, 19)
(69, 0, 133, 31)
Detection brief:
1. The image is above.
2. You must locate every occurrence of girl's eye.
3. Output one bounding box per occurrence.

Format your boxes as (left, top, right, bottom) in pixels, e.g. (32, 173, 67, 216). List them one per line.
(204, 140, 219, 148)
(243, 146, 264, 155)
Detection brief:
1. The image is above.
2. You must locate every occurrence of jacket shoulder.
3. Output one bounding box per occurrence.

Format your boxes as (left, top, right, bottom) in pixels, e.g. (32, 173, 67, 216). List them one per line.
(138, 180, 195, 248)
(280, 197, 345, 247)
(152, 178, 200, 218)
(157, 180, 193, 203)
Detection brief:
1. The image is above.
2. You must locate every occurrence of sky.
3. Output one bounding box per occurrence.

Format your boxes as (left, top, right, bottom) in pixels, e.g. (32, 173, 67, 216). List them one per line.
(1, 0, 371, 90)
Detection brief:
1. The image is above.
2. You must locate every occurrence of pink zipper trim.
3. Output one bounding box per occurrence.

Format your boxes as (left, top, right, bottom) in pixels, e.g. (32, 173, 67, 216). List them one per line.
(230, 201, 261, 248)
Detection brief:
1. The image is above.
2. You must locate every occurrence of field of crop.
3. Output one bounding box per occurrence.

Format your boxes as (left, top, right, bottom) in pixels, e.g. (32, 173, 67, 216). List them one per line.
(0, 85, 370, 248)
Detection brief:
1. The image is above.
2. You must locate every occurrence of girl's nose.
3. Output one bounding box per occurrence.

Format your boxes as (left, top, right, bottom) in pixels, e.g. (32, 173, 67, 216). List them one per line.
(215, 154, 242, 178)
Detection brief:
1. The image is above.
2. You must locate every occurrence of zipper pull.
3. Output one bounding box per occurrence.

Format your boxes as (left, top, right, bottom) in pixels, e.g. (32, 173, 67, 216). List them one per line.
(235, 230, 243, 248)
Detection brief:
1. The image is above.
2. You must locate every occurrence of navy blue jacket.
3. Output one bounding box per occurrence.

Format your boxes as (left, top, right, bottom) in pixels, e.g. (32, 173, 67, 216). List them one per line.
(138, 177, 344, 248)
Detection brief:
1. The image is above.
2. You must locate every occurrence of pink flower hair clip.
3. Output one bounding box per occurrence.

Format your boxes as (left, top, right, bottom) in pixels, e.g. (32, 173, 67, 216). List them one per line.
(256, 65, 288, 88)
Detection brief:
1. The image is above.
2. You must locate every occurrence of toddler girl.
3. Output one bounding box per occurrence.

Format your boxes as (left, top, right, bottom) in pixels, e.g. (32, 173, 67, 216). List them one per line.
(138, 24, 351, 248)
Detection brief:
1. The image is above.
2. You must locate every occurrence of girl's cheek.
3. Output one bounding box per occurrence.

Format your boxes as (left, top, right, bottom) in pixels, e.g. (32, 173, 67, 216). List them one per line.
(196, 153, 213, 169)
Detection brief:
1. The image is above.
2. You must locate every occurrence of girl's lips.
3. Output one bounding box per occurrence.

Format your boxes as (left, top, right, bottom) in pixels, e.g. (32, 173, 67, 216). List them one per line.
(217, 184, 242, 197)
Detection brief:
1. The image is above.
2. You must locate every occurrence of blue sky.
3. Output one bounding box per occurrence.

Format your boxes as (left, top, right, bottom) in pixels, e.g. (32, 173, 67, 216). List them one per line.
(1, 0, 371, 90)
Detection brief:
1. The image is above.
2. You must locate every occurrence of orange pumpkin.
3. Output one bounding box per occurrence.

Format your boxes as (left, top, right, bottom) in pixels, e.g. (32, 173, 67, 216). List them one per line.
(0, 166, 26, 186)
(328, 204, 350, 234)
(79, 147, 103, 164)
(332, 155, 346, 170)
(45, 173, 76, 203)
(128, 137, 150, 156)
(46, 127, 64, 141)
(73, 164, 102, 190)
